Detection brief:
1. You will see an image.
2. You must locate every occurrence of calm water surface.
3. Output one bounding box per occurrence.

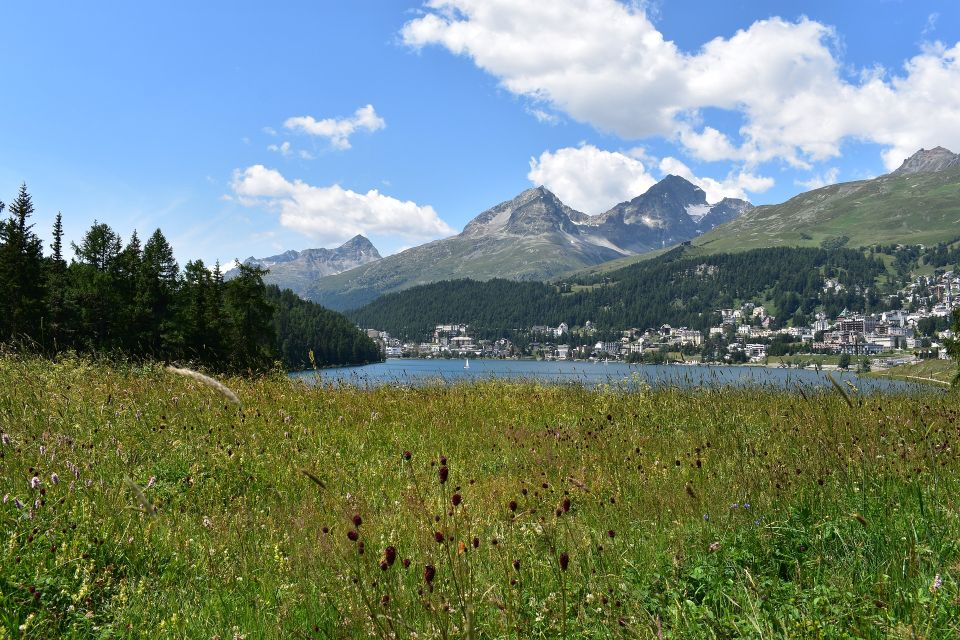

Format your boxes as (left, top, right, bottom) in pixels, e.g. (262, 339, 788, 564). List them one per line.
(291, 358, 925, 393)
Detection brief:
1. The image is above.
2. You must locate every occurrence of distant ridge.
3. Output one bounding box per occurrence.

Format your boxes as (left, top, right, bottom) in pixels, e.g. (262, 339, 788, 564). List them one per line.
(226, 235, 381, 298)
(689, 146, 960, 254)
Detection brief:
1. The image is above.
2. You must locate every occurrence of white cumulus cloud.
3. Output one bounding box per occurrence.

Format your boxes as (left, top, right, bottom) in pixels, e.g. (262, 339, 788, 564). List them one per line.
(796, 167, 840, 190)
(230, 165, 455, 244)
(527, 144, 658, 214)
(284, 104, 386, 150)
(403, 1, 960, 170)
(658, 157, 773, 202)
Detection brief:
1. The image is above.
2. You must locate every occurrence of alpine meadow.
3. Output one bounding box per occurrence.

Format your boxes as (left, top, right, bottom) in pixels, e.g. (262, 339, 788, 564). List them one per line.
(4, 2, 960, 639)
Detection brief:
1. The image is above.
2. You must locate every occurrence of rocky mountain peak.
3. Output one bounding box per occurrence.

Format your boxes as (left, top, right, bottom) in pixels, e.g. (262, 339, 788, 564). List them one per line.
(461, 185, 580, 237)
(225, 235, 382, 297)
(892, 146, 960, 175)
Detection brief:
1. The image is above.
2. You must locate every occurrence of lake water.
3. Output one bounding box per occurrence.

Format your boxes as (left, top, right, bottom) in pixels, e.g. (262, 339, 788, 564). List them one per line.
(291, 358, 926, 393)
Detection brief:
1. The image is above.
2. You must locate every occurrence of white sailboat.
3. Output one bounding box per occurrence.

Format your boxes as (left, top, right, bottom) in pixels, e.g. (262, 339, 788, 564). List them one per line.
(464, 357, 470, 369)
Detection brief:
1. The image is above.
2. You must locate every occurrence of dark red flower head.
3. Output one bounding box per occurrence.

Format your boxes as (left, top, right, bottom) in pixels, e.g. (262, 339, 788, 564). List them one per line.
(384, 546, 397, 566)
(559, 552, 570, 571)
(451, 493, 462, 507)
(403, 451, 412, 461)
(347, 530, 359, 542)
(424, 564, 436, 584)
(352, 514, 363, 528)
(434, 531, 445, 543)
(438, 466, 449, 484)
(508, 500, 518, 512)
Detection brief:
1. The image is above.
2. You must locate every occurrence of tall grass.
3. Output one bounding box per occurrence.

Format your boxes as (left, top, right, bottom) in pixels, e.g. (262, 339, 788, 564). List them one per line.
(0, 355, 958, 638)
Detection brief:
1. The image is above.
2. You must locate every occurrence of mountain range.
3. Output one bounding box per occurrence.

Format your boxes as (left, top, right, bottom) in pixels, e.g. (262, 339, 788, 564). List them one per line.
(305, 176, 751, 310)
(225, 234, 381, 298)
(239, 146, 960, 312)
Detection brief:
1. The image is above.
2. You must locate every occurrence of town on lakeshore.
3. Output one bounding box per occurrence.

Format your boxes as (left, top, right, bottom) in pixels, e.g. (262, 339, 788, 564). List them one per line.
(363, 269, 959, 368)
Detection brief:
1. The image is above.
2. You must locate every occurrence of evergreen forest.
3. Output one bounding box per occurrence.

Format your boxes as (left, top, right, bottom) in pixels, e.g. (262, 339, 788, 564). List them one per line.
(0, 184, 381, 372)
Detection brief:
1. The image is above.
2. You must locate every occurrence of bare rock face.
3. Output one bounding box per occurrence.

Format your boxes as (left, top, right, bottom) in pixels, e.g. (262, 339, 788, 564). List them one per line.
(226, 235, 382, 297)
(892, 147, 960, 175)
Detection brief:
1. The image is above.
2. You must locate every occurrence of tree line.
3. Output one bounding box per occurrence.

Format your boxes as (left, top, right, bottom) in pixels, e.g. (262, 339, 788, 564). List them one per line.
(0, 184, 381, 372)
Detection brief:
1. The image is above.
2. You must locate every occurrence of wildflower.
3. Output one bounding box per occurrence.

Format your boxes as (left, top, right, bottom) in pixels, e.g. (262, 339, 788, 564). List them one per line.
(147, 476, 156, 489)
(703, 513, 709, 521)
(30, 477, 41, 490)
(438, 466, 449, 484)
(347, 530, 359, 542)
(561, 497, 571, 513)
(607, 529, 615, 538)
(559, 552, 570, 571)
(383, 546, 397, 567)
(357, 541, 365, 555)
(403, 451, 412, 461)
(730, 503, 739, 509)
(402, 558, 411, 569)
(451, 493, 462, 507)
(14, 497, 23, 509)
(50, 473, 59, 486)
(708, 541, 721, 552)
(39, 446, 45, 456)
(423, 564, 436, 585)
(472, 537, 479, 549)
(743, 503, 750, 509)
(203, 517, 212, 528)
(513, 559, 520, 571)
(352, 514, 363, 528)
(931, 574, 943, 592)
(434, 531, 444, 544)
(508, 500, 518, 512)
(1, 433, 9, 446)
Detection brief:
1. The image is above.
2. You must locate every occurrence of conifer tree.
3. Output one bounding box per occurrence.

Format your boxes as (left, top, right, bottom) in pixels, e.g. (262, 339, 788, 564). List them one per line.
(0, 184, 45, 340)
(139, 229, 179, 353)
(45, 212, 69, 349)
(70, 222, 123, 347)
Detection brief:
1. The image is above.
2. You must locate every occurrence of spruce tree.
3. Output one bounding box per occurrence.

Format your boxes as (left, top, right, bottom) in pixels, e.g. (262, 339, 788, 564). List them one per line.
(45, 212, 69, 349)
(70, 222, 123, 347)
(0, 184, 45, 340)
(138, 229, 180, 355)
(223, 263, 275, 371)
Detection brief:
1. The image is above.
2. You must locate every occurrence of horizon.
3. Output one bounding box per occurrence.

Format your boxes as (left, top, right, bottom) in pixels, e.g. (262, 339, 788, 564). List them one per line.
(3, 1, 960, 263)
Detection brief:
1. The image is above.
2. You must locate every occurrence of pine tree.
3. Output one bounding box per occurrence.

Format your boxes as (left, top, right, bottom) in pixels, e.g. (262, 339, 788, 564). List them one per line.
(223, 263, 276, 371)
(0, 184, 46, 340)
(139, 229, 180, 354)
(44, 212, 69, 349)
(70, 222, 123, 347)
(118, 231, 144, 350)
(180, 259, 212, 362)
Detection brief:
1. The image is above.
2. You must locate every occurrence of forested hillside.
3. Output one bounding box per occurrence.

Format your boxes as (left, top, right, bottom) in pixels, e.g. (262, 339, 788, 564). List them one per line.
(349, 246, 889, 339)
(0, 184, 380, 372)
(267, 286, 381, 369)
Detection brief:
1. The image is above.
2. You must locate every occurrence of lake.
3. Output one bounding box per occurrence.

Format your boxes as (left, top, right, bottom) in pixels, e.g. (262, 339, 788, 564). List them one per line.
(291, 358, 926, 393)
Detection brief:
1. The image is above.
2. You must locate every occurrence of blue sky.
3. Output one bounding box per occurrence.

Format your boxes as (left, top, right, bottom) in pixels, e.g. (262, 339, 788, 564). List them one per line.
(2, 1, 959, 265)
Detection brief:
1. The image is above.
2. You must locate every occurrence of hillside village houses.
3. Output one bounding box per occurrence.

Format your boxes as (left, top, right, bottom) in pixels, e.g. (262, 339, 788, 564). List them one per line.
(362, 269, 959, 364)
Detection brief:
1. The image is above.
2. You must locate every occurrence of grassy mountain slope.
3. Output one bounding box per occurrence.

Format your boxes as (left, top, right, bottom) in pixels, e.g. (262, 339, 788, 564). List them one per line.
(694, 168, 960, 253)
